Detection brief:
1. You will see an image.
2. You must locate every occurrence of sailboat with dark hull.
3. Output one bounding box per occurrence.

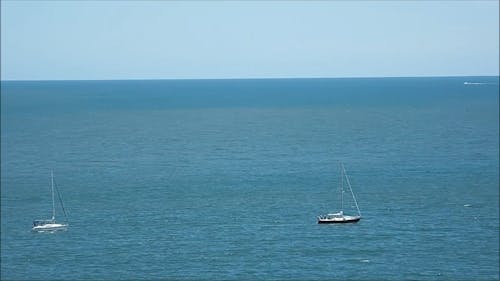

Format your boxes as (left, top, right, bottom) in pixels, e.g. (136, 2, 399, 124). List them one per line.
(32, 172, 68, 232)
(318, 164, 361, 224)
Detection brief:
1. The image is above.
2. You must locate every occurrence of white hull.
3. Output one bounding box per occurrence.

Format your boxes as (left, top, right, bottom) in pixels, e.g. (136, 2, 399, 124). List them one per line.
(318, 215, 361, 223)
(32, 223, 68, 232)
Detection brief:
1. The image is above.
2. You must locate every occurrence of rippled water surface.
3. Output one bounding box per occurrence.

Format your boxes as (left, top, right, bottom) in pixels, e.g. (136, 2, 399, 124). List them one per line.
(1, 77, 499, 280)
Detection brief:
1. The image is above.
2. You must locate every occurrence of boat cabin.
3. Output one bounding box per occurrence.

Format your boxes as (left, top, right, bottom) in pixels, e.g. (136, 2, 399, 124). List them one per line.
(318, 211, 344, 220)
(33, 219, 55, 227)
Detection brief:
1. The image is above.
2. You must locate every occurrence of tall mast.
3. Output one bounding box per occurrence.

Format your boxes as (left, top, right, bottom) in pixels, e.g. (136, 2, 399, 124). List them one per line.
(342, 164, 361, 217)
(340, 163, 344, 212)
(51, 171, 55, 221)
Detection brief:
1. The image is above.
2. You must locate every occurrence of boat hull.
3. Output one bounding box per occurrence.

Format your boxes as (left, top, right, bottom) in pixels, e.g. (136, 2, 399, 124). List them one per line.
(317, 217, 361, 224)
(32, 223, 68, 232)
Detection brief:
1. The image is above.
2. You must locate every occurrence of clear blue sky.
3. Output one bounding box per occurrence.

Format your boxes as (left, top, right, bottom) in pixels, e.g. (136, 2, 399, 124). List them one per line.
(1, 1, 498, 80)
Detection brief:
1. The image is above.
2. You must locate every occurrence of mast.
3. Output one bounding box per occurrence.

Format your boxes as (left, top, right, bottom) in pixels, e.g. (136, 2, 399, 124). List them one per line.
(51, 171, 55, 221)
(340, 163, 344, 212)
(342, 164, 361, 217)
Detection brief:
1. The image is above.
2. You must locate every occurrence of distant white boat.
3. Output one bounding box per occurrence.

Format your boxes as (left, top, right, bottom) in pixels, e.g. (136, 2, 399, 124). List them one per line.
(318, 164, 361, 224)
(464, 82, 486, 85)
(32, 172, 68, 232)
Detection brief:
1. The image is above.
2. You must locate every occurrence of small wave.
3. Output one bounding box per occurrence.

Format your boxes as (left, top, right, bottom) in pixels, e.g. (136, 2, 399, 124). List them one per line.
(463, 204, 472, 207)
(360, 259, 371, 263)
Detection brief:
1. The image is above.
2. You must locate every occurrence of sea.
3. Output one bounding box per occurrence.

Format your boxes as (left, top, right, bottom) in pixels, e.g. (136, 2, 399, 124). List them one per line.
(1, 77, 499, 280)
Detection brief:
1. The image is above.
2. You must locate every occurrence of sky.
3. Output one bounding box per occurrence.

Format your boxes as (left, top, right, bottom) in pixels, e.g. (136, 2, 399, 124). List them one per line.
(1, 1, 499, 80)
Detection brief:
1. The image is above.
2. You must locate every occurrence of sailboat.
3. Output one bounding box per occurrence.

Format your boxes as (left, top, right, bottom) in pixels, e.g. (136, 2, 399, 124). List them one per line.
(32, 172, 68, 232)
(318, 163, 361, 224)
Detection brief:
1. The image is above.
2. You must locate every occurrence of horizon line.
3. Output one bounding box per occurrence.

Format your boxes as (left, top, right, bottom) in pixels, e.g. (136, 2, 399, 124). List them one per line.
(1, 74, 499, 82)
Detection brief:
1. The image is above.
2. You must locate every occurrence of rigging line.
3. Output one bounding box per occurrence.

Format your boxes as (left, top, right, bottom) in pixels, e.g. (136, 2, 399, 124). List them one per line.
(165, 164, 178, 183)
(53, 177, 69, 221)
(342, 164, 361, 217)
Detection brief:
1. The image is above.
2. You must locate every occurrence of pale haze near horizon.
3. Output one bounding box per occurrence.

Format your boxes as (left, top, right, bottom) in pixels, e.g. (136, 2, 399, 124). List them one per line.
(1, 1, 498, 81)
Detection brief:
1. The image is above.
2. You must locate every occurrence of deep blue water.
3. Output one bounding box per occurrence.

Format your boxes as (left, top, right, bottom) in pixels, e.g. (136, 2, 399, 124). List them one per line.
(1, 77, 499, 280)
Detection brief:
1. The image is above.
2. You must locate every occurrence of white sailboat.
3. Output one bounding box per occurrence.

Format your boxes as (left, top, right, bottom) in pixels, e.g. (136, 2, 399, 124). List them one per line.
(32, 172, 68, 232)
(318, 163, 361, 224)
